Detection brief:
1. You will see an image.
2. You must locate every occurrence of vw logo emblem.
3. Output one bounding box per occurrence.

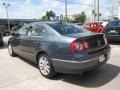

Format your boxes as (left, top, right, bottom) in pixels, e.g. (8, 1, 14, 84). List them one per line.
(97, 40, 101, 46)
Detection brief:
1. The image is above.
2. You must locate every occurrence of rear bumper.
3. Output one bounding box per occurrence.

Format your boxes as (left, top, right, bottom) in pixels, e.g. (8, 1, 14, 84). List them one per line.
(51, 46, 110, 74)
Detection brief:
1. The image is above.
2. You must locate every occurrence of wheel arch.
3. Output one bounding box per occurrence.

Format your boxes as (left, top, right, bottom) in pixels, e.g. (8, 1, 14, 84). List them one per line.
(36, 51, 49, 63)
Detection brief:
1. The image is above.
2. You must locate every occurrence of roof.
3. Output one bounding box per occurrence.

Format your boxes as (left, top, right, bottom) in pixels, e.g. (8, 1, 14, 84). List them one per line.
(27, 21, 67, 26)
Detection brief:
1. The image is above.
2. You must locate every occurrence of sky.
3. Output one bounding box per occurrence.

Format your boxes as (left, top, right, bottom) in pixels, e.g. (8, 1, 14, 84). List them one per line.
(0, 0, 119, 20)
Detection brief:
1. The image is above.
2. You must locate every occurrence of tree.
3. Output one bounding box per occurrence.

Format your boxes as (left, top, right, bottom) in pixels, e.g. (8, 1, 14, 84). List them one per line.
(46, 11, 55, 20)
(42, 16, 47, 21)
(41, 11, 56, 21)
(11, 25, 19, 31)
(0, 25, 5, 32)
(75, 12, 86, 24)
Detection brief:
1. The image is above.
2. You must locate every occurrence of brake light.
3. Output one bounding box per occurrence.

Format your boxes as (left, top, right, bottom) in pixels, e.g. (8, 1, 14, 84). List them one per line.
(70, 41, 84, 52)
(70, 40, 91, 52)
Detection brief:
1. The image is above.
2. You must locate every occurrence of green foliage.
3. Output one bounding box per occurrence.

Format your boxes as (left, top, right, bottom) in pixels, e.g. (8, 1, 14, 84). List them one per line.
(75, 12, 86, 24)
(11, 25, 18, 31)
(41, 11, 56, 21)
(42, 16, 47, 21)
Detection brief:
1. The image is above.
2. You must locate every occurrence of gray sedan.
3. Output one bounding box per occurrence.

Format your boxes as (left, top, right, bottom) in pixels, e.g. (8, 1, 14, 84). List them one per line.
(8, 22, 111, 78)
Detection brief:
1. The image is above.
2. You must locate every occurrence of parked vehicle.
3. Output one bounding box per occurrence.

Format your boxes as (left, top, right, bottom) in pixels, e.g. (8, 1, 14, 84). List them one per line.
(104, 20, 120, 42)
(83, 21, 104, 33)
(102, 21, 109, 27)
(2, 29, 10, 36)
(8, 22, 110, 78)
(0, 32, 3, 46)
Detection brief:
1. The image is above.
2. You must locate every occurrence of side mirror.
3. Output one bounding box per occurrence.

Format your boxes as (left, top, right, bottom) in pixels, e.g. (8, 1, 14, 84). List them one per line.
(10, 31, 19, 36)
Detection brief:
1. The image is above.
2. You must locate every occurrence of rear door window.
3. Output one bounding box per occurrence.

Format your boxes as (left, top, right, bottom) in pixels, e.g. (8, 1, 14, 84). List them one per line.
(28, 25, 47, 36)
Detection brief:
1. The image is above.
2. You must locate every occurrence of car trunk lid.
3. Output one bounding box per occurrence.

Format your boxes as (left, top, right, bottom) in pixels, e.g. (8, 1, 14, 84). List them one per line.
(67, 32, 106, 53)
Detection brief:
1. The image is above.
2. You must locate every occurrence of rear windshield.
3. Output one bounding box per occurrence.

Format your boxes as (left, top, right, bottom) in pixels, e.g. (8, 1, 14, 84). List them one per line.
(48, 23, 87, 35)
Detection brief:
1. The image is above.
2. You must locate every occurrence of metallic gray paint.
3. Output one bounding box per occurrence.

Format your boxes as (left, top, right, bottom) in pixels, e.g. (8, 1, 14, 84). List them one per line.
(8, 22, 111, 74)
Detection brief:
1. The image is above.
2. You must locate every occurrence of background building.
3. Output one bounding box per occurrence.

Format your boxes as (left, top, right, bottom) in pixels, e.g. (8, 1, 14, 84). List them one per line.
(0, 19, 39, 33)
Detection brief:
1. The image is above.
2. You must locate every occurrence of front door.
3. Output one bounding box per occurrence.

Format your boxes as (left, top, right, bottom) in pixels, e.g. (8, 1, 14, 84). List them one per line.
(26, 25, 48, 62)
(13, 26, 30, 59)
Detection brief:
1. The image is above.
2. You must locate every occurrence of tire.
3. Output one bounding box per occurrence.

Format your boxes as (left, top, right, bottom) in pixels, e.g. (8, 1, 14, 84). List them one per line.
(38, 54, 56, 78)
(8, 44, 16, 57)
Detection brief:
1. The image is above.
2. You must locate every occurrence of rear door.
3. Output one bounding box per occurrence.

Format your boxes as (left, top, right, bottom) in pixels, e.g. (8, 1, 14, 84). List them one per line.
(25, 25, 48, 62)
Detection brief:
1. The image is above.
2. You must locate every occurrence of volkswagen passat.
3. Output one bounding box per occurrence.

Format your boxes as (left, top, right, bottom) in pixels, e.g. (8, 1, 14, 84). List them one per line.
(8, 22, 110, 78)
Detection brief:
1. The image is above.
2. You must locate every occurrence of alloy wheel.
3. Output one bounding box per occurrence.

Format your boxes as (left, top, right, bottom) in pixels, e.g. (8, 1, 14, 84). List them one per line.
(39, 56, 50, 75)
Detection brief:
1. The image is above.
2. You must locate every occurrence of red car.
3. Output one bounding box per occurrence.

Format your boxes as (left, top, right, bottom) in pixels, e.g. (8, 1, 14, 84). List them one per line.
(83, 21, 104, 33)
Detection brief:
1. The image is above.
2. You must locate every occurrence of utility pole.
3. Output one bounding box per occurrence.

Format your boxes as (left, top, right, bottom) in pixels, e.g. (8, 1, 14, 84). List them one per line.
(3, 3, 10, 32)
(65, 0, 68, 22)
(96, 0, 99, 21)
(112, 0, 115, 20)
(93, 0, 96, 21)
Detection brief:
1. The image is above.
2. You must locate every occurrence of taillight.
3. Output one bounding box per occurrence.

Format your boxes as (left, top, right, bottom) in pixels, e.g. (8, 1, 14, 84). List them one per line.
(83, 41, 90, 49)
(70, 41, 84, 52)
(70, 40, 91, 52)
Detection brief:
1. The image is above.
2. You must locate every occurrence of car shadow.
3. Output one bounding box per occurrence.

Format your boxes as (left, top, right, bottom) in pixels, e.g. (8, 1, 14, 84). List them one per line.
(17, 56, 120, 88)
(58, 63, 120, 88)
(17, 56, 38, 68)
